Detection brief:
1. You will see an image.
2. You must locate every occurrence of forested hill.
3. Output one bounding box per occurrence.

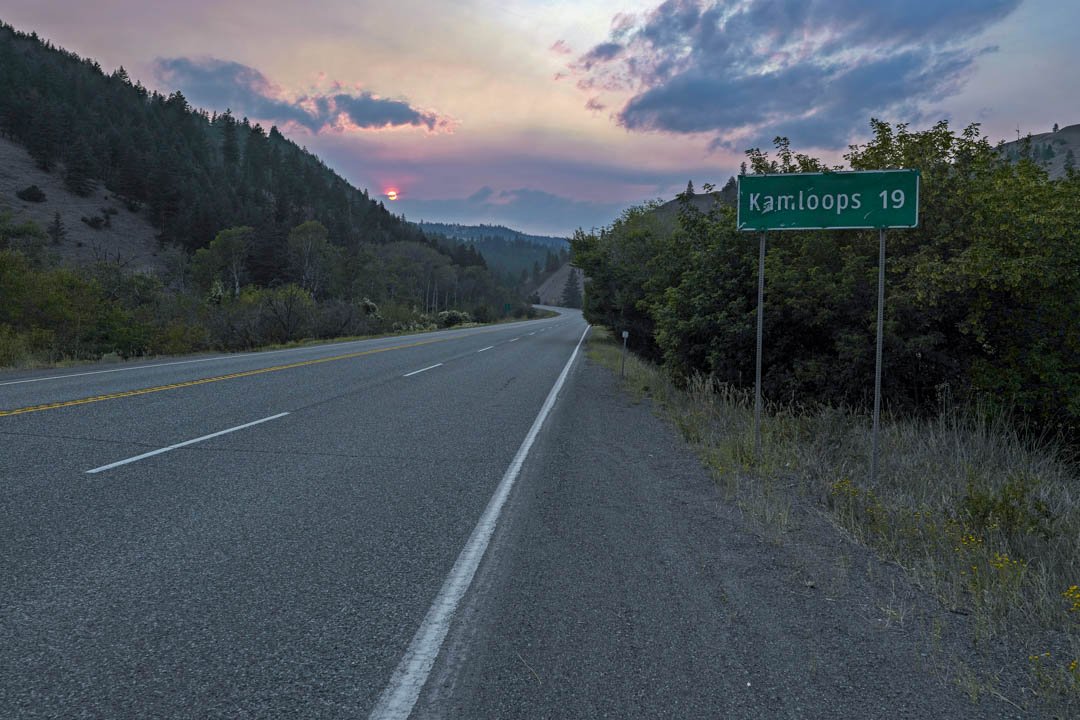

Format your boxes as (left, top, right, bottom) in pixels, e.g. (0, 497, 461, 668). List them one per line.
(0, 21, 424, 263)
(0, 21, 533, 366)
(418, 222, 567, 249)
(421, 223, 569, 285)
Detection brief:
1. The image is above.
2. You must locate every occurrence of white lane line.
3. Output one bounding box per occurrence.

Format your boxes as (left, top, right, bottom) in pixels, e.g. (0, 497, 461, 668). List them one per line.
(528, 332, 536, 336)
(369, 325, 590, 720)
(403, 363, 443, 378)
(0, 322, 535, 387)
(509, 338, 520, 343)
(85, 413, 289, 474)
(476, 346, 495, 353)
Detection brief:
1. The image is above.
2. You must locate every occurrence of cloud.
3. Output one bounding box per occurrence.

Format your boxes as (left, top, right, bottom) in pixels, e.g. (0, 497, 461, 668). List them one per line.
(153, 56, 450, 133)
(550, 39, 573, 56)
(568, 0, 1021, 149)
(394, 187, 635, 236)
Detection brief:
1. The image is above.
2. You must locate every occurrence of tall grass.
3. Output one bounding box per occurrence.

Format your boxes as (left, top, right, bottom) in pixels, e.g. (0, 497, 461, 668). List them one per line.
(587, 328, 1080, 711)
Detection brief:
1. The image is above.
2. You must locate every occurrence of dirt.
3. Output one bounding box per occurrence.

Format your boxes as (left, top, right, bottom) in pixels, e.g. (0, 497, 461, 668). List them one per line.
(0, 136, 165, 274)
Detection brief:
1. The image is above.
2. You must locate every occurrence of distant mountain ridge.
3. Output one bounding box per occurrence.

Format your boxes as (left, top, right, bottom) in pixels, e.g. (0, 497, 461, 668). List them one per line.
(418, 222, 568, 248)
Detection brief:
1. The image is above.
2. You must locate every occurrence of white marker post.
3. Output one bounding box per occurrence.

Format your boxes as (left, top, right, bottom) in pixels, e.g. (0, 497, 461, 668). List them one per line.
(621, 329, 629, 379)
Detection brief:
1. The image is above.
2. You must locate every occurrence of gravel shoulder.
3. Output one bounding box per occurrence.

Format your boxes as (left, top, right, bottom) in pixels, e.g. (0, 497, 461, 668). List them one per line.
(417, 353, 1021, 718)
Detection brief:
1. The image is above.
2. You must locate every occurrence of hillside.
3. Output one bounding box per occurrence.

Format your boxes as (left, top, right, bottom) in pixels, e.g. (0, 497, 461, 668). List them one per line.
(0, 136, 163, 273)
(0, 22, 526, 366)
(421, 222, 570, 287)
(0, 20, 431, 266)
(418, 222, 568, 249)
(999, 123, 1080, 178)
(534, 262, 584, 306)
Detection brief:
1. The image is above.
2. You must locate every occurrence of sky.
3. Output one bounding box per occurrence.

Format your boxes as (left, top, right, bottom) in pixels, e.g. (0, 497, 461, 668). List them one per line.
(4, 0, 1078, 235)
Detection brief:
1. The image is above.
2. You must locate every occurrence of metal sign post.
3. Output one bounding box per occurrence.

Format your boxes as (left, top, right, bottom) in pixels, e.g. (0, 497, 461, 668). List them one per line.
(737, 169, 919, 482)
(754, 232, 766, 461)
(871, 229, 886, 483)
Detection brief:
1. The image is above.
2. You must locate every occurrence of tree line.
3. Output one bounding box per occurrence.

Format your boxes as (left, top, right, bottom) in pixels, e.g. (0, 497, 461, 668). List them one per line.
(572, 120, 1080, 435)
(0, 22, 533, 365)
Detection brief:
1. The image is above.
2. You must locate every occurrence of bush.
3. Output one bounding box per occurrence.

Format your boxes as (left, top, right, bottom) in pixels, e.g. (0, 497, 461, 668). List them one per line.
(15, 185, 46, 202)
(0, 324, 30, 367)
(437, 309, 471, 327)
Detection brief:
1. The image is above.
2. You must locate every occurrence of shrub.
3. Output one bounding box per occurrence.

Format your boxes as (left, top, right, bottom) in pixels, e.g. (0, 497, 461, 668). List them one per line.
(437, 309, 471, 327)
(0, 324, 30, 367)
(15, 185, 46, 202)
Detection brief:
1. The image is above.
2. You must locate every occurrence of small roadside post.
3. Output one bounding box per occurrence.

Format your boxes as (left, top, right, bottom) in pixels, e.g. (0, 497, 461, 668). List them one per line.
(737, 169, 919, 482)
(621, 330, 629, 379)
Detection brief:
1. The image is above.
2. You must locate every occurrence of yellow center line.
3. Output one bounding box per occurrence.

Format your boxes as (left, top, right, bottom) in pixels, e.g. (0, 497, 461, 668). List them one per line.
(0, 338, 446, 418)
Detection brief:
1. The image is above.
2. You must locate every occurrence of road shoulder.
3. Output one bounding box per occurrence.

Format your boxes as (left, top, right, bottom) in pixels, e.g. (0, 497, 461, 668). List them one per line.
(417, 353, 1012, 718)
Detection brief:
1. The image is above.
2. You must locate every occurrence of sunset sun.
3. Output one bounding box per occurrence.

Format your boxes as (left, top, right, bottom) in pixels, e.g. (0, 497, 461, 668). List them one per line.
(386, 189, 398, 201)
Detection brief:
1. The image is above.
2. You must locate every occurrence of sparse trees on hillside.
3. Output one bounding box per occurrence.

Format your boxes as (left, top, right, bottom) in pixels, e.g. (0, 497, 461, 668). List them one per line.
(47, 212, 66, 245)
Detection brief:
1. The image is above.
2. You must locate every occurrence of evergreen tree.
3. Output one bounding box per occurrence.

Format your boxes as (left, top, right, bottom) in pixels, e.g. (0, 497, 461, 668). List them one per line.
(560, 269, 582, 309)
(64, 139, 97, 196)
(1066, 149, 1076, 173)
(1053, 123, 1060, 132)
(47, 211, 66, 245)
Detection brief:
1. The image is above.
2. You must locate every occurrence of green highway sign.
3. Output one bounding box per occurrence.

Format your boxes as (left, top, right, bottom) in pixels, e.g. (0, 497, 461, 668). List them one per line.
(737, 169, 919, 231)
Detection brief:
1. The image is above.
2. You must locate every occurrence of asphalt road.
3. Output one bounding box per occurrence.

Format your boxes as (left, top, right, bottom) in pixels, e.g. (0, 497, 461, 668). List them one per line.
(0, 307, 991, 719)
(0, 309, 588, 718)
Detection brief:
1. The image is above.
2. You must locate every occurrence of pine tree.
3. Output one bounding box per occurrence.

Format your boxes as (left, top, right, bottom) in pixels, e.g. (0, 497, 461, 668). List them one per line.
(47, 211, 66, 245)
(64, 139, 97, 196)
(1053, 123, 1060, 133)
(1066, 149, 1076, 173)
(560, 269, 582, 309)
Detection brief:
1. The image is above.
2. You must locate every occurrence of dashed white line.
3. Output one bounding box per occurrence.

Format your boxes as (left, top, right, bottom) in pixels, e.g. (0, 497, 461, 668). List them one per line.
(403, 363, 444, 377)
(85, 412, 289, 474)
(476, 346, 494, 353)
(368, 325, 591, 720)
(509, 338, 520, 343)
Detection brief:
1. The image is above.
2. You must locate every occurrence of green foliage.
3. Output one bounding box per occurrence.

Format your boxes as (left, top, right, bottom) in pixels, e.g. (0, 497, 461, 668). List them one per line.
(559, 268, 582, 308)
(0, 23, 531, 368)
(436, 309, 471, 327)
(573, 119, 1080, 434)
(960, 473, 1055, 542)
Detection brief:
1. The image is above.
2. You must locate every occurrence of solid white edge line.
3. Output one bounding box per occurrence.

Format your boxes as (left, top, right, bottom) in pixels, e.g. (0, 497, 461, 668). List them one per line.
(85, 412, 289, 474)
(476, 346, 495, 353)
(403, 363, 444, 378)
(368, 324, 591, 720)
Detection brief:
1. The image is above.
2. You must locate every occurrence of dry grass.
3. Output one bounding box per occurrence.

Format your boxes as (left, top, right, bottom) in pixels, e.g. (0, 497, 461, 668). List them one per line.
(588, 327, 1080, 713)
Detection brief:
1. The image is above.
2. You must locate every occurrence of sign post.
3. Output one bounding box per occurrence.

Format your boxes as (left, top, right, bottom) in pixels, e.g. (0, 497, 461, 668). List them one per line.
(754, 232, 765, 460)
(621, 330, 629, 379)
(737, 169, 919, 480)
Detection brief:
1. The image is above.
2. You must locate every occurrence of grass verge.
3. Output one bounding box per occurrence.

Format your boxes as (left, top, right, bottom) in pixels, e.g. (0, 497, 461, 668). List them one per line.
(587, 326, 1080, 714)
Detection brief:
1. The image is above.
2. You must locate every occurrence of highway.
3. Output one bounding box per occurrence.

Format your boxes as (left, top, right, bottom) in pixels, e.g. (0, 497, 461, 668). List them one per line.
(0, 309, 588, 718)
(0, 306, 987, 718)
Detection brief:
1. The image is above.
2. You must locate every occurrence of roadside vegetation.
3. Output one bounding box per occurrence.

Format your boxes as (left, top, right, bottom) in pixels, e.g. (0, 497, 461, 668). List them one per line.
(0, 24, 536, 369)
(0, 211, 540, 369)
(576, 120, 1080, 714)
